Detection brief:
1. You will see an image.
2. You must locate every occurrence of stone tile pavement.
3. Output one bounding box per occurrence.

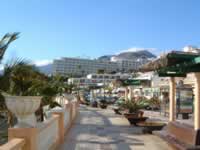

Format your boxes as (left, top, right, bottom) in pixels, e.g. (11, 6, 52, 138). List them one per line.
(59, 106, 173, 150)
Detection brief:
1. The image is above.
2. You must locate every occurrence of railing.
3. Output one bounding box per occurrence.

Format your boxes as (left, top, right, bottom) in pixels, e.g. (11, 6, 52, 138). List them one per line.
(37, 115, 59, 150)
(0, 96, 79, 150)
(0, 138, 25, 150)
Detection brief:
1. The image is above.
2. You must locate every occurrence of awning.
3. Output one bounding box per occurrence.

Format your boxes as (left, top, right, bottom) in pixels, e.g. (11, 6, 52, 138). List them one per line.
(140, 51, 200, 77)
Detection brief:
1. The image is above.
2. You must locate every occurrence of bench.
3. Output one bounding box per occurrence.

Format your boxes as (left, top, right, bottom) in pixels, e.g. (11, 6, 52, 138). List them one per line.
(154, 121, 200, 150)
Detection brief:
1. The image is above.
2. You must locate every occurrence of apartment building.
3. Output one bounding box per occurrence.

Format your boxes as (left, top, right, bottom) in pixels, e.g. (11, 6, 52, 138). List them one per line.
(68, 73, 131, 86)
(87, 73, 131, 80)
(111, 57, 149, 72)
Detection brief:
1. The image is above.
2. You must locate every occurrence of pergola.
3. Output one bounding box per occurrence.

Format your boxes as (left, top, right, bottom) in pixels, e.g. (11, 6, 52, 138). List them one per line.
(140, 51, 200, 147)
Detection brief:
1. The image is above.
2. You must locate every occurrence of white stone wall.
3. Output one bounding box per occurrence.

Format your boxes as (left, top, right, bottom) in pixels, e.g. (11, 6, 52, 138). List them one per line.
(37, 117, 59, 150)
(64, 107, 70, 129)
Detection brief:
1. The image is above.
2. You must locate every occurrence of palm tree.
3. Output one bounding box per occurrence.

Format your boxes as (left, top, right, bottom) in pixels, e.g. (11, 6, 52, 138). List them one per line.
(0, 59, 62, 123)
(0, 33, 20, 109)
(0, 32, 19, 62)
(0, 59, 31, 92)
(0, 33, 19, 127)
(0, 60, 27, 126)
(0, 59, 44, 125)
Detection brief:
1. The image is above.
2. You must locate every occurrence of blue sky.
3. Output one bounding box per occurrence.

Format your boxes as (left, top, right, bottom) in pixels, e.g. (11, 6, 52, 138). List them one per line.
(0, 0, 200, 66)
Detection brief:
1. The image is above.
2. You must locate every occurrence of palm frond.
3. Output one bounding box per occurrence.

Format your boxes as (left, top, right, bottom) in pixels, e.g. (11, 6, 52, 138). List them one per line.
(0, 32, 20, 61)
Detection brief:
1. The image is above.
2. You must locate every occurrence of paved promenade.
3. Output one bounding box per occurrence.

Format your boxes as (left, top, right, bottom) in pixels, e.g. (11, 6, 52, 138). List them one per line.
(59, 106, 173, 150)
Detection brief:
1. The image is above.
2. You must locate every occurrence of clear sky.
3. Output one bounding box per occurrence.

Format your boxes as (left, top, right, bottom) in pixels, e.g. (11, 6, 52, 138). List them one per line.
(0, 0, 200, 65)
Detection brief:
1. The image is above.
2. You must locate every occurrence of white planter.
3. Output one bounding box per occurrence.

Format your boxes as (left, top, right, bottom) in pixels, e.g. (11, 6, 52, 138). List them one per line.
(5, 96, 41, 127)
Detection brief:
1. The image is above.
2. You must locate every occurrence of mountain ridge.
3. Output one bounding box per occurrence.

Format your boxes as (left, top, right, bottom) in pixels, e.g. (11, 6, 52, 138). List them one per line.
(98, 50, 156, 61)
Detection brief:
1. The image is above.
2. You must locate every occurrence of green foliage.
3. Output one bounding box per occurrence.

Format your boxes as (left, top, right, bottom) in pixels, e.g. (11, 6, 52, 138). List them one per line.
(9, 62, 42, 96)
(0, 32, 19, 61)
(97, 69, 105, 74)
(0, 59, 29, 92)
(115, 99, 125, 106)
(148, 97, 161, 108)
(0, 92, 6, 110)
(0, 59, 63, 110)
(121, 98, 147, 113)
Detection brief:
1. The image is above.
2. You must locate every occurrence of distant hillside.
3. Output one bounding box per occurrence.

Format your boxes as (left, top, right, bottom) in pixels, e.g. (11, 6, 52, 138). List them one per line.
(38, 64, 52, 75)
(98, 50, 156, 61)
(98, 55, 114, 61)
(116, 50, 156, 60)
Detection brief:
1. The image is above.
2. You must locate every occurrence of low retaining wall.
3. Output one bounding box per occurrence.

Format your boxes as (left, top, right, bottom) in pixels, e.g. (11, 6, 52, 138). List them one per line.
(0, 138, 25, 150)
(0, 99, 79, 150)
(37, 115, 59, 150)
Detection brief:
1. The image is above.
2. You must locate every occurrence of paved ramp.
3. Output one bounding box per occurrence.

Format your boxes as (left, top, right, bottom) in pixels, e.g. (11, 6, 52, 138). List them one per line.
(59, 106, 172, 150)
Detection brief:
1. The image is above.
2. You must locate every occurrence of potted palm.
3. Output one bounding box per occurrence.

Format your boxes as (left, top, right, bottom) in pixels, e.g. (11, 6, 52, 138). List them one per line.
(122, 99, 148, 125)
(2, 59, 60, 127)
(4, 61, 43, 127)
(0, 33, 61, 130)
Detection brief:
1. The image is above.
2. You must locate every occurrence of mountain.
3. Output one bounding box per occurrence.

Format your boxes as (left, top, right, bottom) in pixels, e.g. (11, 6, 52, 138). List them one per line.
(115, 50, 156, 60)
(37, 64, 53, 75)
(98, 50, 156, 61)
(98, 55, 114, 61)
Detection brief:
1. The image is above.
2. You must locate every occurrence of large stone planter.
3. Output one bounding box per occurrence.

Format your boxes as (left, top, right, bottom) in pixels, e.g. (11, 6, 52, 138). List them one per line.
(137, 121, 166, 133)
(5, 96, 41, 127)
(124, 111, 148, 126)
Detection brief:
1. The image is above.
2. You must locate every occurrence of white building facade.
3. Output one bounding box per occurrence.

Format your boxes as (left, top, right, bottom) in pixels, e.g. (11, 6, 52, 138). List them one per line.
(53, 55, 151, 76)
(68, 73, 132, 86)
(111, 57, 150, 72)
(53, 57, 118, 76)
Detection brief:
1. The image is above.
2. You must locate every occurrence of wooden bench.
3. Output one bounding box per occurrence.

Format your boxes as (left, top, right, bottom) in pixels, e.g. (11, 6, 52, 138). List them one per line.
(154, 121, 200, 150)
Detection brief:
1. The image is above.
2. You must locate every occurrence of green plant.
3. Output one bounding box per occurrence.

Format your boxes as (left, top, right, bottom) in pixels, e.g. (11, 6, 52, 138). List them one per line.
(0, 59, 63, 122)
(148, 97, 161, 108)
(0, 32, 19, 62)
(0, 32, 19, 112)
(0, 33, 20, 127)
(115, 98, 125, 106)
(0, 92, 6, 110)
(121, 99, 147, 113)
(9, 62, 42, 96)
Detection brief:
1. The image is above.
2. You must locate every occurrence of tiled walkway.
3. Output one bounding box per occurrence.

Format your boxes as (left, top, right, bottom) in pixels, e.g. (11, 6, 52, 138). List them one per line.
(59, 106, 173, 150)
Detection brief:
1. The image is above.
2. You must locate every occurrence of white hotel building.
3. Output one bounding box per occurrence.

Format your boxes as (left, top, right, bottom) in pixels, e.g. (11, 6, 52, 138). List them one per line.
(53, 57, 118, 76)
(53, 56, 149, 76)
